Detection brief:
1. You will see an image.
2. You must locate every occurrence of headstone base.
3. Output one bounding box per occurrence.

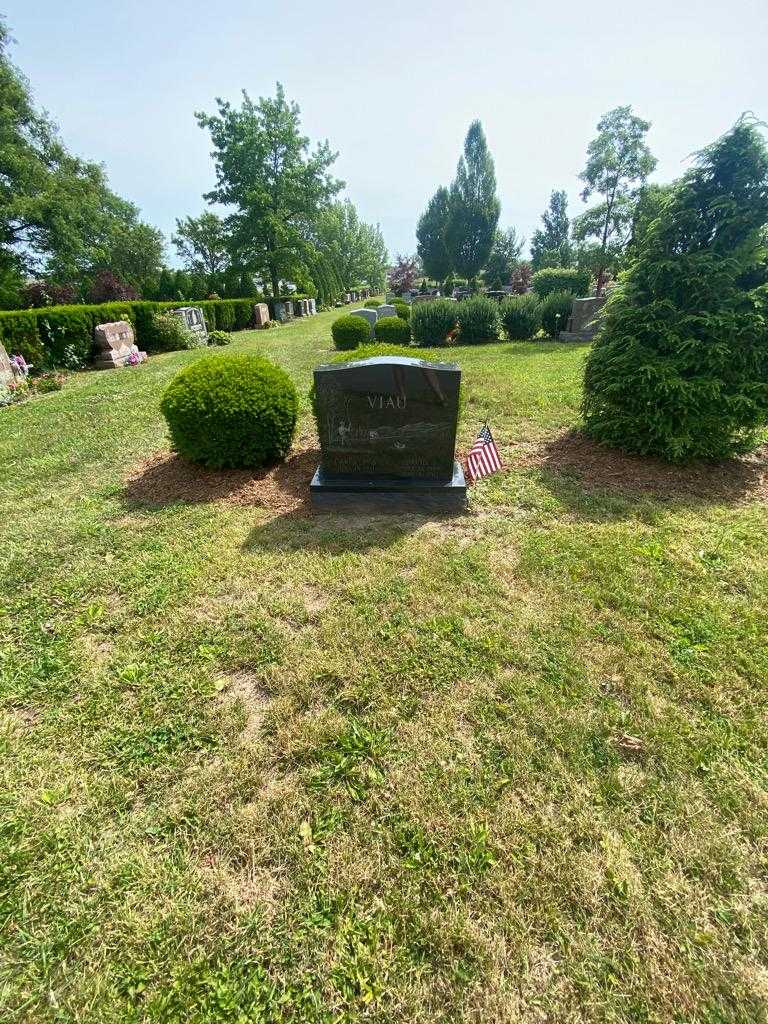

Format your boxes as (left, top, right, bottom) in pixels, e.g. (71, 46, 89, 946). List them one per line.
(310, 462, 467, 514)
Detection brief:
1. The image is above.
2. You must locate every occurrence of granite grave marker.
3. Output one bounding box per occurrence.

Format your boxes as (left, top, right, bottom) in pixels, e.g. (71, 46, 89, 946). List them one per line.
(311, 355, 466, 513)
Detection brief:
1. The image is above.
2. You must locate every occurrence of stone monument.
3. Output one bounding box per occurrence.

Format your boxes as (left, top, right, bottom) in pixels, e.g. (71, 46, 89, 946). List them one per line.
(558, 296, 607, 342)
(0, 342, 13, 384)
(308, 298, 317, 315)
(376, 304, 397, 319)
(350, 308, 377, 338)
(93, 321, 147, 370)
(253, 302, 270, 328)
(311, 355, 467, 513)
(171, 306, 207, 344)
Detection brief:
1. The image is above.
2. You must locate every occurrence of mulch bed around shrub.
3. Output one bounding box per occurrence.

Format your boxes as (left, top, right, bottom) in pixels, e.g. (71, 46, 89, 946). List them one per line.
(520, 429, 768, 504)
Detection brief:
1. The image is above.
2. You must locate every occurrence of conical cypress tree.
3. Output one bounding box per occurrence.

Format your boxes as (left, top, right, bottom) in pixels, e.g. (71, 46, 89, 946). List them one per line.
(445, 121, 500, 286)
(582, 119, 768, 461)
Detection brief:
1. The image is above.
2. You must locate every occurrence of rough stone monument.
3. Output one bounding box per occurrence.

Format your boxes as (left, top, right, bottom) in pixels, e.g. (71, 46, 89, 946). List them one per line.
(558, 296, 607, 342)
(0, 342, 13, 384)
(311, 355, 467, 513)
(253, 303, 270, 328)
(93, 321, 147, 370)
(376, 304, 397, 319)
(350, 308, 377, 338)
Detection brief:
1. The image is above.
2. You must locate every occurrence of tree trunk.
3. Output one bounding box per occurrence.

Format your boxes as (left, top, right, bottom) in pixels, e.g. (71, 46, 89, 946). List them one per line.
(270, 268, 280, 299)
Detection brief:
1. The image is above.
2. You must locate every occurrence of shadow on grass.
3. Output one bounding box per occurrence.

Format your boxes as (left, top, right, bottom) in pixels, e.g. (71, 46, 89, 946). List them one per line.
(242, 510, 433, 554)
(526, 430, 768, 520)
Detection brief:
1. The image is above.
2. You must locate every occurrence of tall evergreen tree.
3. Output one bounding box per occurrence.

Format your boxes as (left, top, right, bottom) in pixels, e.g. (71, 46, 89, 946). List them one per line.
(445, 121, 500, 286)
(416, 187, 452, 285)
(530, 191, 572, 270)
(582, 119, 768, 461)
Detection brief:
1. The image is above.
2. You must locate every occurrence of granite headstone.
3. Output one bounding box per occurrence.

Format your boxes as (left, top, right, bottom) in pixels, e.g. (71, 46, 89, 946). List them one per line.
(376, 304, 397, 319)
(350, 308, 377, 338)
(0, 342, 13, 384)
(93, 321, 148, 370)
(253, 302, 270, 327)
(311, 355, 466, 513)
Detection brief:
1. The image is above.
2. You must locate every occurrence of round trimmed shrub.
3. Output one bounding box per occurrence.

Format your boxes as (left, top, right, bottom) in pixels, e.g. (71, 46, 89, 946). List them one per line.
(392, 301, 410, 321)
(160, 353, 298, 469)
(540, 291, 574, 338)
(411, 299, 458, 346)
(500, 294, 541, 340)
(364, 299, 382, 308)
(456, 296, 500, 344)
(374, 316, 411, 344)
(532, 267, 590, 299)
(332, 314, 371, 350)
(207, 329, 231, 346)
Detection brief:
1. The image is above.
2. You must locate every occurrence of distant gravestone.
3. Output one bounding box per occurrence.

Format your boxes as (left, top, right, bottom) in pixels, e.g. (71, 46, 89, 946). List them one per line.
(308, 298, 317, 315)
(310, 355, 466, 513)
(294, 300, 305, 317)
(171, 306, 208, 344)
(350, 308, 377, 338)
(411, 294, 433, 304)
(376, 304, 397, 319)
(93, 321, 147, 370)
(0, 342, 13, 383)
(284, 301, 294, 319)
(253, 302, 270, 327)
(558, 296, 607, 342)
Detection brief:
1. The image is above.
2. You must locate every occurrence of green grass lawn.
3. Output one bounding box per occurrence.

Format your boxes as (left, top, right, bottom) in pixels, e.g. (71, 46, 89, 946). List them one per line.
(2, 306, 767, 1023)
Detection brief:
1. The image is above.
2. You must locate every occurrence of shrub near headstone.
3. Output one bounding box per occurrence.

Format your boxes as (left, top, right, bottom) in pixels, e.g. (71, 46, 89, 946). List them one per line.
(374, 316, 411, 344)
(540, 292, 574, 338)
(500, 294, 542, 340)
(160, 353, 298, 468)
(456, 296, 500, 343)
(332, 315, 372, 350)
(583, 119, 768, 461)
(411, 299, 458, 346)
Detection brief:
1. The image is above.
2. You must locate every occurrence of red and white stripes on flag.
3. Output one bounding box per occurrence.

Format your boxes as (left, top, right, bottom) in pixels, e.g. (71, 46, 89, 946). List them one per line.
(465, 424, 502, 483)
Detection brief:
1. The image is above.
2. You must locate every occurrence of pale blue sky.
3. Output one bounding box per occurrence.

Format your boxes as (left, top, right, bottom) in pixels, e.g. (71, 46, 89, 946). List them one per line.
(5, 0, 767, 264)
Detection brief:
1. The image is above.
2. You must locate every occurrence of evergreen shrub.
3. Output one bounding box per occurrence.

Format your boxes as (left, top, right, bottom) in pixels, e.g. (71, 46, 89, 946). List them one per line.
(532, 268, 590, 298)
(374, 316, 411, 344)
(411, 299, 458, 346)
(500, 294, 542, 340)
(540, 292, 574, 337)
(456, 296, 500, 343)
(160, 354, 298, 468)
(583, 119, 768, 460)
(332, 315, 371, 350)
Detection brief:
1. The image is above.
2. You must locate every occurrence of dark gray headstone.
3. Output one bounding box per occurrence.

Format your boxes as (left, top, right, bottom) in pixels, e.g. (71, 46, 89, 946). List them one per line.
(311, 356, 466, 513)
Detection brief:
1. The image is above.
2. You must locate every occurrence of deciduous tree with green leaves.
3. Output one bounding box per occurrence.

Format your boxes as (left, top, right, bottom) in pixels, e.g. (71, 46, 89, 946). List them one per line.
(416, 187, 452, 286)
(483, 227, 524, 287)
(530, 190, 572, 270)
(172, 212, 231, 278)
(314, 200, 388, 292)
(573, 106, 657, 295)
(582, 118, 768, 461)
(445, 121, 500, 288)
(196, 84, 343, 299)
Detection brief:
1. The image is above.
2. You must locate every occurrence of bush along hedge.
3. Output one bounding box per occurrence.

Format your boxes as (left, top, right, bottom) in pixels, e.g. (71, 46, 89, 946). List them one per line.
(364, 299, 382, 309)
(207, 330, 232, 346)
(456, 296, 500, 344)
(540, 291, 574, 337)
(411, 299, 458, 346)
(0, 298, 263, 368)
(392, 301, 410, 321)
(331, 315, 371, 350)
(500, 294, 542, 341)
(374, 316, 411, 345)
(531, 267, 590, 298)
(160, 353, 298, 469)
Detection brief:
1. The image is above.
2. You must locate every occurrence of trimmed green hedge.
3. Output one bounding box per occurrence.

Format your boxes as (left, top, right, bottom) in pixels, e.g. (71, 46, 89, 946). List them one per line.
(0, 298, 262, 368)
(531, 268, 590, 298)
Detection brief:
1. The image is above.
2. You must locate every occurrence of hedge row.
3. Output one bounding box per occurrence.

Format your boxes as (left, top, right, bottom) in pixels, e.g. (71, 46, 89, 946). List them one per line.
(0, 298, 262, 368)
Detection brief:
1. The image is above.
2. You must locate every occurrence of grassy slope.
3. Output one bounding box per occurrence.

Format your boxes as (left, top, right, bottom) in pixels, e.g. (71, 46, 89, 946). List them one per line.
(1, 308, 767, 1023)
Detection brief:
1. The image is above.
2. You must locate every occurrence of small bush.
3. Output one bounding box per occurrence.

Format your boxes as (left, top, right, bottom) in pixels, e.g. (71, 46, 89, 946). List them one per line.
(160, 353, 298, 469)
(374, 316, 411, 344)
(331, 315, 371, 350)
(500, 294, 542, 340)
(364, 299, 382, 308)
(532, 267, 590, 298)
(151, 312, 198, 352)
(456, 296, 500, 344)
(207, 330, 232, 346)
(411, 299, 458, 346)
(540, 291, 574, 337)
(31, 371, 66, 393)
(392, 301, 410, 321)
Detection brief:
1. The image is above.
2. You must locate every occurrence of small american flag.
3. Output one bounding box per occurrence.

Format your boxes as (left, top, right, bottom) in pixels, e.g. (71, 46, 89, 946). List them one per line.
(465, 424, 503, 483)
